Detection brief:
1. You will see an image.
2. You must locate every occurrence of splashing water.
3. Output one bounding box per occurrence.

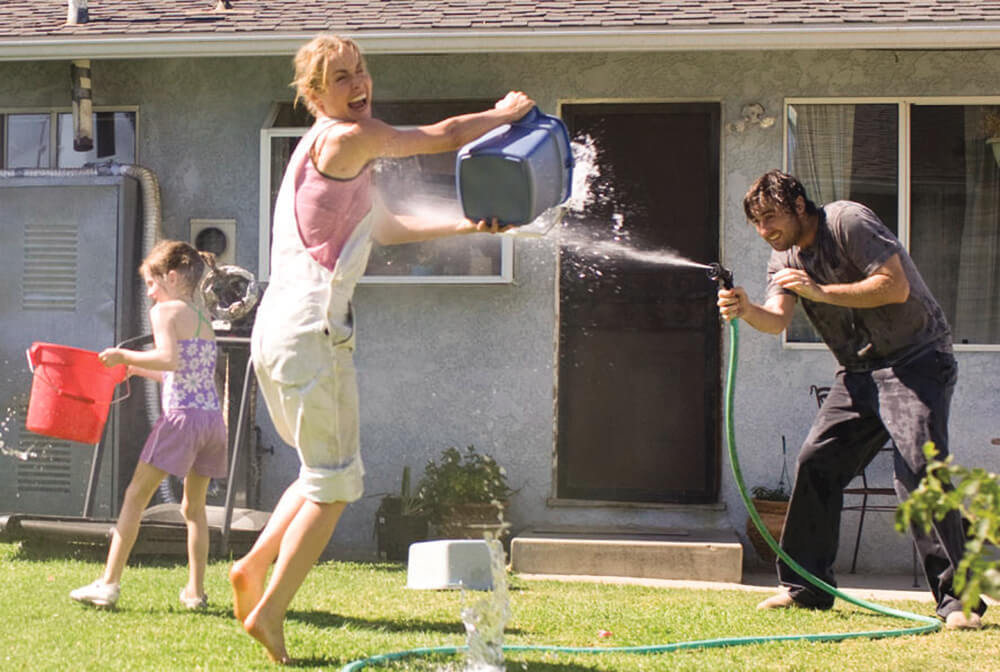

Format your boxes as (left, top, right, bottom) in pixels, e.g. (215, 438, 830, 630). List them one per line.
(504, 134, 710, 282)
(459, 532, 510, 672)
(0, 401, 38, 461)
(422, 502, 512, 672)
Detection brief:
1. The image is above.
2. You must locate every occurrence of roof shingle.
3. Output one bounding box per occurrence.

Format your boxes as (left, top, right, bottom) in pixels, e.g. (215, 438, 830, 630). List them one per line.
(2, 0, 1000, 39)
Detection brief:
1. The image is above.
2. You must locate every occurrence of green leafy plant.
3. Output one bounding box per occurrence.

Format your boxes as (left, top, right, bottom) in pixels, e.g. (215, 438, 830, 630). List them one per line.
(397, 465, 423, 516)
(752, 434, 792, 501)
(751, 485, 790, 502)
(376, 465, 425, 516)
(896, 442, 1000, 614)
(375, 465, 429, 561)
(416, 445, 513, 524)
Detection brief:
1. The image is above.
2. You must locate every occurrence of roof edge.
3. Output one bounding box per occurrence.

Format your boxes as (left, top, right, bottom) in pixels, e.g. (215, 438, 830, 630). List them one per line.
(2, 24, 1000, 61)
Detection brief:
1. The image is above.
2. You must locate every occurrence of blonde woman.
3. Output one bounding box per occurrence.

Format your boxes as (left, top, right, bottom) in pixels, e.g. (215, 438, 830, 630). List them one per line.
(230, 34, 533, 663)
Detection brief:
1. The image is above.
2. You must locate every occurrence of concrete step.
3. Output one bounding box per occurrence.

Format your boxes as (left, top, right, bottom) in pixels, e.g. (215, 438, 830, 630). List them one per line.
(510, 526, 743, 583)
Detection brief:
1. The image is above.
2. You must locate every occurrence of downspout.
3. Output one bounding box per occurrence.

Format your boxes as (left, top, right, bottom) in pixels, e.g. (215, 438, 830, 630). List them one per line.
(70, 60, 93, 152)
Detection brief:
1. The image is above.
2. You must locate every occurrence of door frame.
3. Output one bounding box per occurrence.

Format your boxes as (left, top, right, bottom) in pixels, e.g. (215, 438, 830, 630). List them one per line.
(551, 97, 725, 504)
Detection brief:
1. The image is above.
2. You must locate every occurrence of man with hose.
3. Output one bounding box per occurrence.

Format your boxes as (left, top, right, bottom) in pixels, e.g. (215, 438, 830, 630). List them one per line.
(717, 169, 985, 630)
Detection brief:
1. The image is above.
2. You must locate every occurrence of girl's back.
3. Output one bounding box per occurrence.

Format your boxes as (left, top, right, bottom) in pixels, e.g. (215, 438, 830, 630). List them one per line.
(160, 300, 219, 411)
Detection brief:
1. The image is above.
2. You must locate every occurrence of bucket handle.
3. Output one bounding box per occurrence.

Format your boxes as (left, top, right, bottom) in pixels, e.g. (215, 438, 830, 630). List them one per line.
(25, 347, 132, 406)
(516, 106, 542, 125)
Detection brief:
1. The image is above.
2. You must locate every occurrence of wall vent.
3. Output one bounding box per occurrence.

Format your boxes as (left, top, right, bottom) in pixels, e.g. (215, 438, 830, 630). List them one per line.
(22, 222, 78, 311)
(17, 439, 74, 494)
(5, 402, 76, 496)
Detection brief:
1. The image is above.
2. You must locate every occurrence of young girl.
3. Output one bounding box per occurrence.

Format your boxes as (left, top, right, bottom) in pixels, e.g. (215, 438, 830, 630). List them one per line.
(229, 33, 533, 663)
(70, 240, 227, 610)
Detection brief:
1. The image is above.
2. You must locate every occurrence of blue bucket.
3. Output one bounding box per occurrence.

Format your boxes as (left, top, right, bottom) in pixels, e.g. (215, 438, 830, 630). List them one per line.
(456, 107, 574, 226)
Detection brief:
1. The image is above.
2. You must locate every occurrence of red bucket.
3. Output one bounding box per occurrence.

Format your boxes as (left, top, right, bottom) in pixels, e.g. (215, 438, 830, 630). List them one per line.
(25, 342, 127, 444)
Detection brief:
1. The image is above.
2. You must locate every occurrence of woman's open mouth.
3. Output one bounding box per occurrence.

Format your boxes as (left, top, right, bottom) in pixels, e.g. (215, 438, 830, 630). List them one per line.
(348, 94, 368, 111)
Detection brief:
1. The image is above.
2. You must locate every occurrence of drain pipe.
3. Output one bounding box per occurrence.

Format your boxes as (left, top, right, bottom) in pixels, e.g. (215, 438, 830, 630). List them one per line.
(0, 163, 167, 500)
(70, 60, 93, 152)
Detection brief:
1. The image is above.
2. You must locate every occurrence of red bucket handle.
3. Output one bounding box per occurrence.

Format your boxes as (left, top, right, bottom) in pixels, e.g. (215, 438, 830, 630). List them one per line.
(26, 345, 131, 405)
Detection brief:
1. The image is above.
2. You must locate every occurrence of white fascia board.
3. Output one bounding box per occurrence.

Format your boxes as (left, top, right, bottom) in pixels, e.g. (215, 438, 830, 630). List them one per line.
(2, 24, 1000, 61)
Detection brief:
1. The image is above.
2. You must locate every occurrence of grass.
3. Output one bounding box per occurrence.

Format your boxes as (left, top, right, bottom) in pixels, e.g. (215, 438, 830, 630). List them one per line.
(1, 540, 997, 671)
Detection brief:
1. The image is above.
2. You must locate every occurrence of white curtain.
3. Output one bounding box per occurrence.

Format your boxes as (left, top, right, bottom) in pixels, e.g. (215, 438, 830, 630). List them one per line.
(784, 105, 856, 342)
(789, 104, 855, 204)
(955, 108, 1000, 343)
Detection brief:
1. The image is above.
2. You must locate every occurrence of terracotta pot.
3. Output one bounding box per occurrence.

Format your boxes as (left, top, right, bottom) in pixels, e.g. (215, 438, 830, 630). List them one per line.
(434, 501, 509, 541)
(746, 498, 788, 563)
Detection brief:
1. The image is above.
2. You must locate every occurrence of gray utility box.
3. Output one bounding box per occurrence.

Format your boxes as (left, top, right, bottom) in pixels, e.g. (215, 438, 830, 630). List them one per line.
(0, 175, 145, 518)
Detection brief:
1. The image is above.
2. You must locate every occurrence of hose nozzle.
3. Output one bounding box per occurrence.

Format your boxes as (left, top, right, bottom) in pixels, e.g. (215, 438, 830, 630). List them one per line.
(707, 262, 734, 290)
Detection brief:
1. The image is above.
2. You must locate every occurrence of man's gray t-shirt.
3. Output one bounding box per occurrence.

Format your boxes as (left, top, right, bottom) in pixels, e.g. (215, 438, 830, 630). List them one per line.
(765, 201, 952, 371)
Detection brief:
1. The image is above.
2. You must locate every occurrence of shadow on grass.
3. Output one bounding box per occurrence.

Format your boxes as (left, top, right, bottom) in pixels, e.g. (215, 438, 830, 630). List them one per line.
(10, 539, 200, 569)
(292, 650, 614, 671)
(285, 607, 525, 636)
(9, 539, 111, 563)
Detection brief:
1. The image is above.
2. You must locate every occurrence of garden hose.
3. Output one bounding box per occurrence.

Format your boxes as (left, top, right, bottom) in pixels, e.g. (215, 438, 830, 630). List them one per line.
(339, 318, 940, 672)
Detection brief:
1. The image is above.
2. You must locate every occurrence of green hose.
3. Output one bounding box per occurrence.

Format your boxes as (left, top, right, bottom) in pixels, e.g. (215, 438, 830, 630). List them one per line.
(339, 319, 939, 672)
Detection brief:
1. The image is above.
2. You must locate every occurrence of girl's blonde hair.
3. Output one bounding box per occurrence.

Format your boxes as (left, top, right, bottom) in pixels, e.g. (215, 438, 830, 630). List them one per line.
(140, 240, 216, 296)
(291, 34, 366, 117)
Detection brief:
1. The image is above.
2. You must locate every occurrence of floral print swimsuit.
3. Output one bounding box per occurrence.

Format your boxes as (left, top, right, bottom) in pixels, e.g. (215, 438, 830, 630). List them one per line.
(138, 303, 228, 479)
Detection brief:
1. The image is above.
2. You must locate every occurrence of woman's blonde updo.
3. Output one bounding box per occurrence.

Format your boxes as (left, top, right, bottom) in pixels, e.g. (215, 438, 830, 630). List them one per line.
(291, 34, 366, 117)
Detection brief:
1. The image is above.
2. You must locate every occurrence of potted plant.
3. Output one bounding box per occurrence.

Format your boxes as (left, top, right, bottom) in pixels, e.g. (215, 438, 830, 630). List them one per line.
(375, 465, 429, 562)
(747, 485, 790, 563)
(746, 436, 792, 563)
(416, 445, 514, 541)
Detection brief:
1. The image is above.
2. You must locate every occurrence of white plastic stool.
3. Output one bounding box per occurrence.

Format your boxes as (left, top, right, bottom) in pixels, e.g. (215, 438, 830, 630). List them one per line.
(406, 539, 493, 590)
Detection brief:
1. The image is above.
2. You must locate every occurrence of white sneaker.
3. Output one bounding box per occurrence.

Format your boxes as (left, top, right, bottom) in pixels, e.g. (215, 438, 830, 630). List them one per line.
(70, 580, 120, 608)
(179, 589, 208, 610)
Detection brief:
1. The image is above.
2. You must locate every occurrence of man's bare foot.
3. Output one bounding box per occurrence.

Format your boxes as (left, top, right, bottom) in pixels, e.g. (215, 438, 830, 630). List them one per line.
(244, 607, 290, 664)
(945, 610, 982, 630)
(757, 589, 798, 610)
(230, 559, 267, 622)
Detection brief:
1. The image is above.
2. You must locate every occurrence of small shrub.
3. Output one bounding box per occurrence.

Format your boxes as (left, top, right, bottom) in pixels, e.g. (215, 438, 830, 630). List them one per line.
(895, 442, 1000, 614)
(416, 445, 513, 524)
(751, 485, 790, 502)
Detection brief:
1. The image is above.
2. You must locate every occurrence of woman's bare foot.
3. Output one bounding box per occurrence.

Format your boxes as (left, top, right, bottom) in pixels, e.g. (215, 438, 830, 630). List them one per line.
(230, 559, 267, 622)
(244, 606, 290, 664)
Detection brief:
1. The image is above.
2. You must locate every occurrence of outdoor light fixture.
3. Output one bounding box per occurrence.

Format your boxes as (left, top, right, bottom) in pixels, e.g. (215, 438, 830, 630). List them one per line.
(726, 103, 776, 133)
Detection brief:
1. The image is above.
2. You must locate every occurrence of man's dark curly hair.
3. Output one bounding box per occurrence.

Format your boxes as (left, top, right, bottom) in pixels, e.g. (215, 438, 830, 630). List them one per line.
(743, 170, 817, 224)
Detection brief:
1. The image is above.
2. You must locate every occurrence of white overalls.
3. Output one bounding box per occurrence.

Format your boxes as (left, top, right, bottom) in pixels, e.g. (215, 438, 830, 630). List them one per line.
(251, 119, 374, 503)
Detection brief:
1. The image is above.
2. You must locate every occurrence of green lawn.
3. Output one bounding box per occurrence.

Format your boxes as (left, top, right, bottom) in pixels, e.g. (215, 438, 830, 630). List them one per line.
(0, 540, 995, 671)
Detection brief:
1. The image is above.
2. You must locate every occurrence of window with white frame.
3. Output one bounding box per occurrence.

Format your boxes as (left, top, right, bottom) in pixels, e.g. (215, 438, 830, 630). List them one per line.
(258, 100, 512, 284)
(784, 99, 1000, 348)
(1, 110, 137, 168)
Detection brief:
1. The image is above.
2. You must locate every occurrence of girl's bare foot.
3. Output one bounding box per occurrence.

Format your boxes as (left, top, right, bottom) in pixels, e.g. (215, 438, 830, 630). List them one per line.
(230, 559, 267, 622)
(244, 606, 290, 664)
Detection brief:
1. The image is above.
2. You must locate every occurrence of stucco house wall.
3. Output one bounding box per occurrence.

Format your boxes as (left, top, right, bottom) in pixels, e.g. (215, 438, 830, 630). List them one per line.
(1, 46, 997, 572)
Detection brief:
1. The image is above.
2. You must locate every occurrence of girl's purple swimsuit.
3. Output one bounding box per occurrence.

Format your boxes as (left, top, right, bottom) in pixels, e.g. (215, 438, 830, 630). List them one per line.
(140, 337, 228, 479)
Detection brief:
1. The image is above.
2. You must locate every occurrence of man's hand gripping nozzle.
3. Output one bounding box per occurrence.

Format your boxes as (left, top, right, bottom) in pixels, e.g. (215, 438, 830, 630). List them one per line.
(707, 262, 734, 290)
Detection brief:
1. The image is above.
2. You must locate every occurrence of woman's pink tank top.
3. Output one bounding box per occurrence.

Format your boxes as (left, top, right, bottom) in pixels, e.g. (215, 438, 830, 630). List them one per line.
(293, 123, 373, 271)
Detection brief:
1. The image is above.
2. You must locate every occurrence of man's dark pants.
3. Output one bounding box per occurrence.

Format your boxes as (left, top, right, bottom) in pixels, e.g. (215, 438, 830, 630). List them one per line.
(777, 348, 983, 618)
